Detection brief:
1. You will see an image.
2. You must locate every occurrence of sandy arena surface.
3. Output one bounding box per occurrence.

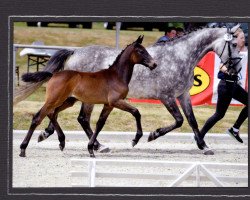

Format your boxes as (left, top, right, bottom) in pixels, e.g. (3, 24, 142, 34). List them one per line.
(12, 131, 248, 188)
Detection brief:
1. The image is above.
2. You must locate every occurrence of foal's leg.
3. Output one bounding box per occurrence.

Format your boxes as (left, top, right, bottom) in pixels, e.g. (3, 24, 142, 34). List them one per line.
(148, 95, 184, 142)
(88, 104, 113, 157)
(177, 92, 213, 155)
(19, 104, 53, 157)
(41, 101, 109, 152)
(110, 100, 143, 147)
(38, 97, 77, 143)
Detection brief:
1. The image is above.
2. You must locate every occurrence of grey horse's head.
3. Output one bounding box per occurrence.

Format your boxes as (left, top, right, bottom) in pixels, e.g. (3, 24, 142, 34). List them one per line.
(213, 24, 242, 75)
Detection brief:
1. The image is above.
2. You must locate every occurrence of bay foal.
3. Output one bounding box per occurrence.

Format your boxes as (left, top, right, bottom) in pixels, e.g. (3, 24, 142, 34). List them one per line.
(20, 36, 157, 157)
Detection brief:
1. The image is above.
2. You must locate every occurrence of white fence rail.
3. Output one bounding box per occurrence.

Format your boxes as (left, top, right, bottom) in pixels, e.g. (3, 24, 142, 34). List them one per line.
(13, 130, 248, 143)
(71, 158, 248, 187)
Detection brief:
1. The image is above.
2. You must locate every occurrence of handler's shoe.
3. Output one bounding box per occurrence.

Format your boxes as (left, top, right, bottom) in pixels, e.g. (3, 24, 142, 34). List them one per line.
(226, 128, 243, 143)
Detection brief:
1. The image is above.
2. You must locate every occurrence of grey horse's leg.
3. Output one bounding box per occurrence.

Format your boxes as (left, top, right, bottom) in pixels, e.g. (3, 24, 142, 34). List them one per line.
(77, 103, 110, 153)
(177, 92, 214, 155)
(148, 95, 184, 141)
(47, 112, 67, 151)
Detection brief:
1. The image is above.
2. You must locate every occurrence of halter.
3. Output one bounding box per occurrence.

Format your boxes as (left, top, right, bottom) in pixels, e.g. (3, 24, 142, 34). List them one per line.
(219, 27, 242, 76)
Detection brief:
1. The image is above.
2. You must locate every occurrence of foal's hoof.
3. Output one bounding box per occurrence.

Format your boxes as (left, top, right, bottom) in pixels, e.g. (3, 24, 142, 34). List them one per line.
(93, 145, 99, 151)
(194, 136, 206, 150)
(88, 145, 95, 158)
(90, 153, 95, 158)
(89, 149, 95, 158)
(148, 132, 156, 142)
(131, 140, 137, 147)
(38, 131, 47, 143)
(19, 149, 26, 157)
(203, 148, 214, 155)
(59, 141, 65, 151)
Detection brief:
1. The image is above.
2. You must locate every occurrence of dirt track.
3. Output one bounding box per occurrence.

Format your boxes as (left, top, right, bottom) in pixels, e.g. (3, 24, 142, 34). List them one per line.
(13, 131, 248, 187)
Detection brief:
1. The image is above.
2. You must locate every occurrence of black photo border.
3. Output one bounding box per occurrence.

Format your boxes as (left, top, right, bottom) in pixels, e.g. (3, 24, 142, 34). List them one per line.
(1, 0, 250, 199)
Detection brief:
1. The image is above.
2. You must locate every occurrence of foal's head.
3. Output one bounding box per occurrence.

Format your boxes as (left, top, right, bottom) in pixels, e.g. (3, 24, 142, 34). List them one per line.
(130, 36, 157, 70)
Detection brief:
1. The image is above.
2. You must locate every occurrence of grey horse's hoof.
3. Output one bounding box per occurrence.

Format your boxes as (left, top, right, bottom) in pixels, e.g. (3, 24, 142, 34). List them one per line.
(19, 149, 26, 157)
(203, 148, 214, 155)
(98, 145, 110, 153)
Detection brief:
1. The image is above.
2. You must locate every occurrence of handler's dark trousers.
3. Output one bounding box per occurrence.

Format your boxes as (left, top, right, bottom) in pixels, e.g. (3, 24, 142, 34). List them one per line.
(200, 80, 248, 138)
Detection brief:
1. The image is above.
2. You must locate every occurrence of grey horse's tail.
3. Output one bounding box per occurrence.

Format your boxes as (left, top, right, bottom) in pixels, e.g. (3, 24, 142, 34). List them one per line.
(14, 49, 74, 105)
(45, 49, 74, 73)
(22, 49, 74, 82)
(22, 71, 53, 83)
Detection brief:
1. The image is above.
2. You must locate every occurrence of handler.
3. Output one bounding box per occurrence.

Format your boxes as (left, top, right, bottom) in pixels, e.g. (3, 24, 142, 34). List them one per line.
(200, 29, 248, 143)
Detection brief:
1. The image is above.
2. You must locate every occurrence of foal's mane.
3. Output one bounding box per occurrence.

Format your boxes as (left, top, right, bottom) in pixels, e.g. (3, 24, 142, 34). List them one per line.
(109, 42, 134, 69)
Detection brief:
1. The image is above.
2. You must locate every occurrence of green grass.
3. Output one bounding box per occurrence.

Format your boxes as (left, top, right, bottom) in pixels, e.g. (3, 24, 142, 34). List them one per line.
(13, 86, 248, 133)
(13, 24, 248, 133)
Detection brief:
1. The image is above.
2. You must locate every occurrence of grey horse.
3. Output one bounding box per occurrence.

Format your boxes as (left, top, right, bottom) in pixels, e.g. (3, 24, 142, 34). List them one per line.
(31, 24, 242, 155)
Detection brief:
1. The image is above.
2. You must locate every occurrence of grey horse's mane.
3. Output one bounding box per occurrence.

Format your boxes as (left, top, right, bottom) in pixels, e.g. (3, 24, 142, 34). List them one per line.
(153, 26, 209, 46)
(109, 28, 210, 66)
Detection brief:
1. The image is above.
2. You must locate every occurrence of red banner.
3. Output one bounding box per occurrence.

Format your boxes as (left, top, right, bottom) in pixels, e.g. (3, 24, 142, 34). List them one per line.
(190, 52, 215, 105)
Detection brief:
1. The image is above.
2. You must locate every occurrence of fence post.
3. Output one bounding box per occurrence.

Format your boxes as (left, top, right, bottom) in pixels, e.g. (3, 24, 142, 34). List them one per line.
(13, 46, 17, 91)
(196, 162, 201, 187)
(115, 22, 121, 49)
(88, 159, 96, 187)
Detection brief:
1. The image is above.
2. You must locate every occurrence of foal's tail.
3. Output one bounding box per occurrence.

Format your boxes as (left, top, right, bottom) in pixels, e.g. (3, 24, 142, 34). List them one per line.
(14, 49, 74, 105)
